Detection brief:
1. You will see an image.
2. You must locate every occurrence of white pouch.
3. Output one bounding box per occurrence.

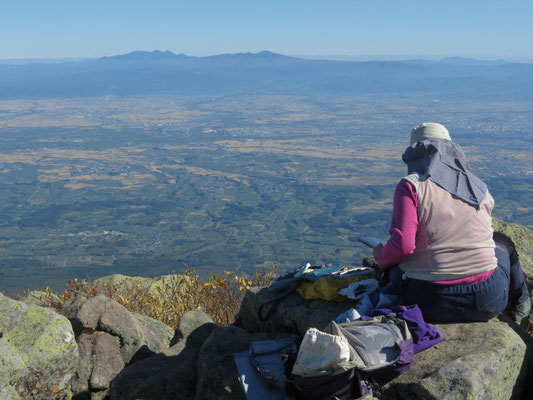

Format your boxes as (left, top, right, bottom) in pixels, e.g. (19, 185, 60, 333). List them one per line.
(291, 327, 350, 377)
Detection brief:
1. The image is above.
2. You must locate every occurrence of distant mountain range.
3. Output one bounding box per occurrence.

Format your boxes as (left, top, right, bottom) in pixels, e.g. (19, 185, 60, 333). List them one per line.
(1, 50, 532, 100)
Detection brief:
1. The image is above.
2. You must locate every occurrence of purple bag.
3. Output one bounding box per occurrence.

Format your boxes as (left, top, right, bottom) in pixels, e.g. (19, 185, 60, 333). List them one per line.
(370, 304, 444, 354)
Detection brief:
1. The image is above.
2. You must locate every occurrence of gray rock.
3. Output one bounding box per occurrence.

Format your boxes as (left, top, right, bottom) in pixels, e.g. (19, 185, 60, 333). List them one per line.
(90, 389, 110, 400)
(62, 295, 174, 363)
(379, 315, 533, 400)
(62, 294, 106, 334)
(109, 322, 217, 400)
(90, 332, 125, 390)
(0, 385, 21, 400)
(62, 295, 175, 399)
(16, 290, 62, 307)
(0, 293, 78, 400)
(93, 274, 153, 292)
(493, 218, 533, 277)
(63, 294, 143, 362)
(235, 286, 356, 336)
(493, 219, 533, 332)
(195, 325, 290, 400)
(133, 312, 180, 357)
(93, 273, 192, 302)
(179, 310, 214, 339)
(71, 333, 93, 394)
(196, 326, 256, 400)
(98, 303, 145, 362)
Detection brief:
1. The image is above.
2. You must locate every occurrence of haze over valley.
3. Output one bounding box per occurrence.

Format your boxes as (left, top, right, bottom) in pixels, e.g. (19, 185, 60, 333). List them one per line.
(0, 51, 532, 294)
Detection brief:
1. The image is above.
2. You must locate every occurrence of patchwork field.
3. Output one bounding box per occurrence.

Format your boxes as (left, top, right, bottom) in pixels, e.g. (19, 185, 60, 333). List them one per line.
(0, 94, 531, 294)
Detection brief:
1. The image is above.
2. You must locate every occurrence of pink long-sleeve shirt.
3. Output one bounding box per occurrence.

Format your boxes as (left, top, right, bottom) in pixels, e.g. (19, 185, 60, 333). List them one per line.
(374, 180, 494, 285)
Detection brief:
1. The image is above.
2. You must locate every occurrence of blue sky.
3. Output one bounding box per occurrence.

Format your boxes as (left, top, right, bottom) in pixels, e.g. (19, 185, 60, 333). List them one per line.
(2, 0, 533, 60)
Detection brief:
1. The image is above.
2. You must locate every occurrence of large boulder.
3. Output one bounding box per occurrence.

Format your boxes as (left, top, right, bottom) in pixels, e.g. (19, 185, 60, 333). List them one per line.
(62, 294, 174, 360)
(235, 286, 355, 336)
(0, 293, 78, 400)
(195, 325, 290, 400)
(109, 322, 217, 400)
(93, 273, 192, 302)
(178, 310, 214, 340)
(380, 315, 533, 400)
(493, 219, 533, 330)
(78, 332, 125, 393)
(93, 274, 154, 291)
(61, 295, 176, 399)
(16, 290, 62, 307)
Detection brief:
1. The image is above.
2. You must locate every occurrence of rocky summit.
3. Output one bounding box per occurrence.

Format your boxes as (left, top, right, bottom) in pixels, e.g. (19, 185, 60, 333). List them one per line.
(0, 221, 532, 399)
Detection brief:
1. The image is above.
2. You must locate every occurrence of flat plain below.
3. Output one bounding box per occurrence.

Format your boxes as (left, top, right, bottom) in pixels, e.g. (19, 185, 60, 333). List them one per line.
(0, 94, 531, 294)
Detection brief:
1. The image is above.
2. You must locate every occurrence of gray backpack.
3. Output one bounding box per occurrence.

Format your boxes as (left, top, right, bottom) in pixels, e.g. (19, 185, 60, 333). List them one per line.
(290, 315, 415, 399)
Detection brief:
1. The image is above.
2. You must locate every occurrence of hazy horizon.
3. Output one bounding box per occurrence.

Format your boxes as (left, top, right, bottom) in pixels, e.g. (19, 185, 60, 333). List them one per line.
(2, 1, 532, 60)
(1, 50, 532, 65)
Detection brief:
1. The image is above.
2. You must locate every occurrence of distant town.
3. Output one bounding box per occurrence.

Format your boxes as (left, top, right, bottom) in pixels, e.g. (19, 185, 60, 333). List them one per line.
(0, 92, 531, 294)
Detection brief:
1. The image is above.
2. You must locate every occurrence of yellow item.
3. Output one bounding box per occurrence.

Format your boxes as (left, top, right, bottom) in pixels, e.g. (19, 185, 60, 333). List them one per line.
(296, 275, 369, 302)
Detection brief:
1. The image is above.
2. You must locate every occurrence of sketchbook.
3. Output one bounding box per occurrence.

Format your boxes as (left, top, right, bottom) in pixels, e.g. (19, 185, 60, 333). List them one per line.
(358, 236, 385, 248)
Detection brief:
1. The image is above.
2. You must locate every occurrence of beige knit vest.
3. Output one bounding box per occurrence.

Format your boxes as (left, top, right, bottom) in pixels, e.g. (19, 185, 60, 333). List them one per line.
(399, 174, 497, 281)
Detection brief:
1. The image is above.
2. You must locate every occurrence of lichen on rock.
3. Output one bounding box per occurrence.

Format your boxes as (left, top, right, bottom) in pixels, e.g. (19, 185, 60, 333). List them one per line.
(379, 316, 533, 400)
(0, 293, 78, 399)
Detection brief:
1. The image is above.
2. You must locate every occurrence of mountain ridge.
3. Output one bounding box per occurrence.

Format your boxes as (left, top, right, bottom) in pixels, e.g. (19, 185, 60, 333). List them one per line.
(1, 50, 532, 100)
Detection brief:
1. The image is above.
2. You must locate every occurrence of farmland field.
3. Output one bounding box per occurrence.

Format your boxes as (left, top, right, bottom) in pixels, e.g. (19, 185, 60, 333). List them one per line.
(0, 94, 531, 294)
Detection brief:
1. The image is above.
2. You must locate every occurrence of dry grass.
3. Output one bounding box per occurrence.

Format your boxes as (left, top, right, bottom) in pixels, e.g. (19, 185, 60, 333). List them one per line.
(31, 267, 277, 329)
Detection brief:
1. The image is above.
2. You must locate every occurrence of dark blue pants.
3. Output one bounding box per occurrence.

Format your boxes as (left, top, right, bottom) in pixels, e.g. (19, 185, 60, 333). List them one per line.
(391, 242, 529, 322)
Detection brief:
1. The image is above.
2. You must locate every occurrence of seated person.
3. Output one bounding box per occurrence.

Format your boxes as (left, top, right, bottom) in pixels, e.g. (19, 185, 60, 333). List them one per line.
(373, 122, 530, 324)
